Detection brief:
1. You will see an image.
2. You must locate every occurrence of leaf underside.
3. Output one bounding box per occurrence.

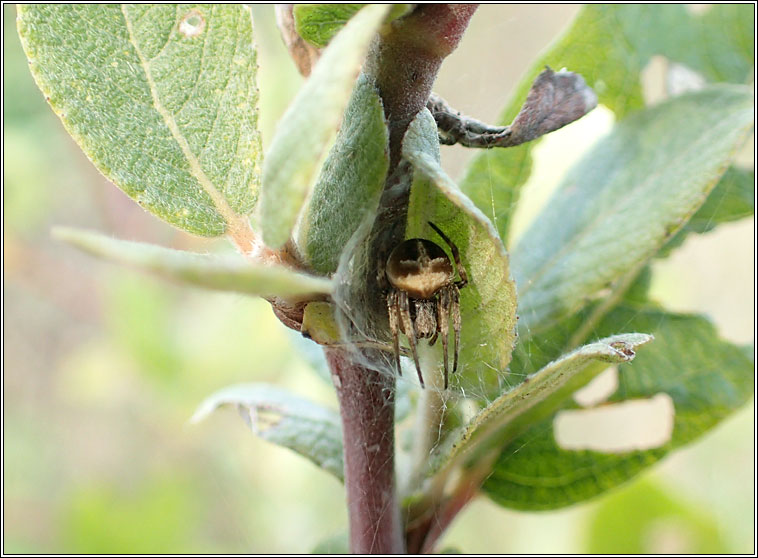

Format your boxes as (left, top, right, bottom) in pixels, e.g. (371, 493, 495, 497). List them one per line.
(192, 383, 344, 481)
(430, 333, 653, 476)
(512, 85, 753, 334)
(55, 227, 334, 299)
(296, 74, 389, 275)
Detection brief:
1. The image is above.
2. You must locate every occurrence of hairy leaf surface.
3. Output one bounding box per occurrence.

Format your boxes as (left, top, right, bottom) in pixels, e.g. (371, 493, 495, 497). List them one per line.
(404, 109, 518, 396)
(260, 4, 390, 248)
(55, 227, 333, 299)
(18, 5, 261, 238)
(483, 305, 754, 510)
(296, 74, 389, 275)
(512, 86, 753, 333)
(192, 384, 343, 481)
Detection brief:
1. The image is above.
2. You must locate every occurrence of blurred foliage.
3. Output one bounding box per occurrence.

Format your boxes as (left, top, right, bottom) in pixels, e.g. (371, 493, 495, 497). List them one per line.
(584, 478, 728, 553)
(3, 4, 753, 554)
(61, 475, 206, 554)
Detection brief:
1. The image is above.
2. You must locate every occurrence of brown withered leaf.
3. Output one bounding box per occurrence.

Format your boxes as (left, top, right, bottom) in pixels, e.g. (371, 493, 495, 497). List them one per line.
(429, 67, 598, 148)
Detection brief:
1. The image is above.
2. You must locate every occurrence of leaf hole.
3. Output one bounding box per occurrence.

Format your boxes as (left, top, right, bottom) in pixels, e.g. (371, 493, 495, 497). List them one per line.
(554, 393, 674, 452)
(239, 405, 283, 434)
(645, 518, 695, 554)
(640, 55, 668, 105)
(179, 10, 205, 38)
(573, 366, 618, 407)
(641, 56, 706, 105)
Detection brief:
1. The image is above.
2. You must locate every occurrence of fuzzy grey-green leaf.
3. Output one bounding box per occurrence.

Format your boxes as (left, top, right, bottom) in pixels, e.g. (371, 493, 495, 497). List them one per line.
(430, 333, 652, 476)
(260, 4, 390, 248)
(483, 306, 753, 510)
(404, 109, 518, 397)
(296, 74, 389, 275)
(54, 227, 333, 299)
(17, 5, 262, 238)
(513, 85, 753, 333)
(661, 165, 754, 255)
(192, 383, 344, 481)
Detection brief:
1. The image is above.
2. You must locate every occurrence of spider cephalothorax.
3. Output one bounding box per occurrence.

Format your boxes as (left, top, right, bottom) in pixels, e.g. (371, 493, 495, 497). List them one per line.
(385, 222, 468, 389)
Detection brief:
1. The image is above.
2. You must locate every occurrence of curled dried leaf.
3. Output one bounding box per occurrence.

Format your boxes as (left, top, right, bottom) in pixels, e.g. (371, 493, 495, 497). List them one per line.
(429, 67, 597, 148)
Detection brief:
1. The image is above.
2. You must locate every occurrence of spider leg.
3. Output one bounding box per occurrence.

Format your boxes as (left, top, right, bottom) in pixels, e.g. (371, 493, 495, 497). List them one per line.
(428, 331, 439, 346)
(399, 291, 424, 388)
(428, 221, 468, 288)
(451, 286, 461, 374)
(438, 287, 451, 390)
(387, 290, 402, 376)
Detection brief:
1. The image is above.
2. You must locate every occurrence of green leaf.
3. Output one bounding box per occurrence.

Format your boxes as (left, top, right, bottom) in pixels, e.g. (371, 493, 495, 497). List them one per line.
(460, 4, 754, 245)
(512, 86, 753, 333)
(458, 145, 532, 247)
(503, 5, 754, 123)
(661, 165, 755, 255)
(430, 333, 652, 476)
(54, 227, 333, 299)
(260, 4, 390, 248)
(508, 267, 653, 379)
(741, 343, 754, 364)
(584, 479, 730, 553)
(311, 532, 349, 554)
(192, 383, 344, 481)
(17, 5, 261, 238)
(296, 74, 389, 275)
(665, 4, 755, 84)
(403, 109, 518, 396)
(482, 306, 754, 510)
(293, 4, 412, 48)
(293, 4, 365, 47)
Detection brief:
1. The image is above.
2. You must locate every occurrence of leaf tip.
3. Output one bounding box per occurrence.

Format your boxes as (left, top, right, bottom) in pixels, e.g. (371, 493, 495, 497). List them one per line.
(50, 225, 100, 253)
(609, 333, 655, 361)
(189, 400, 218, 425)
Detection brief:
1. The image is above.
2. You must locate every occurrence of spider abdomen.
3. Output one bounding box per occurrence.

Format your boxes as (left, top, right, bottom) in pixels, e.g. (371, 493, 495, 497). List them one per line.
(386, 238, 453, 299)
(410, 299, 437, 339)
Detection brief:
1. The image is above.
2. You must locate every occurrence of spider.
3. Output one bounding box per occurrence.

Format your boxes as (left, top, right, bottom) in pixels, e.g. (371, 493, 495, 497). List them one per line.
(385, 222, 468, 389)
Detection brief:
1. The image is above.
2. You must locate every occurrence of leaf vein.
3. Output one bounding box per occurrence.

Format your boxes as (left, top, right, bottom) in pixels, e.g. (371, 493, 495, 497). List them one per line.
(120, 5, 253, 243)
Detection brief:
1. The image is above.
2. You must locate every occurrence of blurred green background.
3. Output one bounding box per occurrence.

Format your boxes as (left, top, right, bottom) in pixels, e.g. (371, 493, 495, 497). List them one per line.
(3, 4, 754, 553)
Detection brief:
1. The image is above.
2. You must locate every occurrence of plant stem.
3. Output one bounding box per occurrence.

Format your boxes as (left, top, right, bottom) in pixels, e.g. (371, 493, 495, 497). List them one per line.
(325, 348, 405, 554)
(323, 7, 479, 554)
(413, 457, 496, 553)
(365, 4, 480, 170)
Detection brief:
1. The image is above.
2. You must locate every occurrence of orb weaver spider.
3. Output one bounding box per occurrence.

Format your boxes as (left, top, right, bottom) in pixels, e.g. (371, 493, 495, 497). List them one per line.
(385, 222, 467, 389)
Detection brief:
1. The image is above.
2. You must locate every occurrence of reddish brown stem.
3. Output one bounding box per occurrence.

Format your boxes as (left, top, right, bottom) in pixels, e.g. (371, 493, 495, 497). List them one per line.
(365, 4, 480, 170)
(405, 459, 493, 554)
(326, 348, 404, 554)
(341, 6, 477, 553)
(419, 474, 481, 553)
(316, 6, 479, 555)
